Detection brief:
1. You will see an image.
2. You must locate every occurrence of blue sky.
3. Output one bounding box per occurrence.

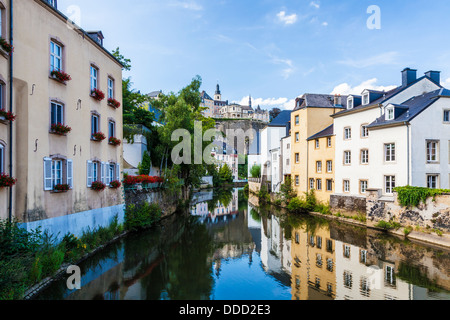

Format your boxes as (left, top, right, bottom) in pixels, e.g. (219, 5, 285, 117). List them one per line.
(58, 0, 450, 110)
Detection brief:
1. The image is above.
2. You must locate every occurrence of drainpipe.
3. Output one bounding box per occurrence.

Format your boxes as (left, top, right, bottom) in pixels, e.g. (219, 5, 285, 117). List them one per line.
(8, 0, 13, 222)
(405, 122, 410, 186)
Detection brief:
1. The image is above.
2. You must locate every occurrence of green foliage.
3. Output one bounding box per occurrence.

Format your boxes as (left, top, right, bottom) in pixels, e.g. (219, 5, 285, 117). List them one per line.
(258, 185, 271, 204)
(219, 164, 233, 184)
(250, 165, 261, 178)
(138, 151, 152, 176)
(395, 186, 450, 208)
(375, 220, 401, 231)
(287, 197, 308, 214)
(125, 203, 162, 232)
(238, 154, 248, 180)
(280, 177, 296, 204)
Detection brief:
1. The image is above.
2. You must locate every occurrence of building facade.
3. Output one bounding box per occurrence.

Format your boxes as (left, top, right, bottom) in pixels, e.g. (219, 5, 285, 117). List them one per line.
(0, 0, 124, 239)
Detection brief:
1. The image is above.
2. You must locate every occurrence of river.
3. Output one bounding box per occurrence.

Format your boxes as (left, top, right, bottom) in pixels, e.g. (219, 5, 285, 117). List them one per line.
(34, 188, 450, 300)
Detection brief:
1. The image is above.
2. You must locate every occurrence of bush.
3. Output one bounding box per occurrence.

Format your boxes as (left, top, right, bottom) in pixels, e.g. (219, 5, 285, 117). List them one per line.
(287, 197, 308, 214)
(395, 186, 450, 208)
(250, 165, 261, 178)
(125, 202, 162, 231)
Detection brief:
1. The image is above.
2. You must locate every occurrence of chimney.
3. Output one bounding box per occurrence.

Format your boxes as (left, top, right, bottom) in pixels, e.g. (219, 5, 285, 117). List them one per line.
(425, 70, 441, 85)
(402, 68, 417, 87)
(334, 94, 342, 107)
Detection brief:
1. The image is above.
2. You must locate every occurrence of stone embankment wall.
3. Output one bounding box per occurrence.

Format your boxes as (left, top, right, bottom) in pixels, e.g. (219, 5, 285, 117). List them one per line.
(330, 194, 367, 215)
(124, 187, 183, 218)
(366, 189, 450, 232)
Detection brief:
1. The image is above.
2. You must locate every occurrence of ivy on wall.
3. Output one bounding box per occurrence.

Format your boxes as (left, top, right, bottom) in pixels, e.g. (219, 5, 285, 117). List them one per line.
(394, 186, 450, 208)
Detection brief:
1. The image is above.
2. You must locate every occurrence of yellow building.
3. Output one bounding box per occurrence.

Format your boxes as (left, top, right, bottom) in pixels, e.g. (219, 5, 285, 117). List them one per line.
(307, 125, 335, 203)
(291, 223, 336, 300)
(0, 1, 124, 238)
(291, 94, 345, 200)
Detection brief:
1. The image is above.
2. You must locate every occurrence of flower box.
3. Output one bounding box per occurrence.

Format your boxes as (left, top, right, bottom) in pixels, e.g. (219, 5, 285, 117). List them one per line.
(0, 38, 13, 55)
(110, 180, 122, 189)
(0, 173, 17, 188)
(51, 123, 72, 135)
(51, 70, 72, 83)
(107, 98, 121, 109)
(92, 132, 106, 141)
(91, 181, 106, 191)
(0, 109, 16, 122)
(53, 184, 70, 192)
(90, 89, 105, 101)
(108, 137, 122, 146)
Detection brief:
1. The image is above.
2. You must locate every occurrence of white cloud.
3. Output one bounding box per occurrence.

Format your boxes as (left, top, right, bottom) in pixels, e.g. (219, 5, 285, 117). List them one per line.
(270, 56, 295, 79)
(442, 77, 450, 88)
(310, 1, 320, 9)
(338, 51, 399, 69)
(331, 78, 397, 96)
(238, 96, 296, 110)
(322, 21, 328, 26)
(277, 11, 298, 25)
(169, 1, 203, 11)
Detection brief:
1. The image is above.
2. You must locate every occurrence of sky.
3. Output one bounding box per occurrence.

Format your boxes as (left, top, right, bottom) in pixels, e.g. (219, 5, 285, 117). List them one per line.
(58, 0, 450, 110)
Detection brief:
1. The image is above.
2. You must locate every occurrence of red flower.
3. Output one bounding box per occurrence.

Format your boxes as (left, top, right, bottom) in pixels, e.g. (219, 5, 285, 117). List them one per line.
(90, 89, 105, 101)
(0, 109, 16, 121)
(91, 181, 106, 191)
(92, 132, 106, 141)
(51, 123, 72, 135)
(109, 137, 122, 146)
(0, 173, 17, 188)
(107, 98, 121, 109)
(51, 70, 72, 82)
(0, 37, 13, 54)
(54, 184, 70, 192)
(123, 175, 138, 186)
(110, 180, 122, 189)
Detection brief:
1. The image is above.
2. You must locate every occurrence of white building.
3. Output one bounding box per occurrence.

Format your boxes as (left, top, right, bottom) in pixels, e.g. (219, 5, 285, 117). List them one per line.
(333, 68, 447, 198)
(281, 135, 291, 183)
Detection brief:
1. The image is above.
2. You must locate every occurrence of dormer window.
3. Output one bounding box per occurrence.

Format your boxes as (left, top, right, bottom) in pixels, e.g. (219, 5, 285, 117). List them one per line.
(347, 97, 354, 110)
(386, 107, 395, 121)
(363, 93, 370, 105)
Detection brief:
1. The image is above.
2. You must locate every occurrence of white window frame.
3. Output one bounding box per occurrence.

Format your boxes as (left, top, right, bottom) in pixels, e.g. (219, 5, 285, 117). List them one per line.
(444, 110, 450, 123)
(344, 127, 352, 140)
(386, 107, 395, 121)
(363, 93, 370, 105)
(361, 125, 369, 138)
(426, 140, 439, 163)
(343, 180, 350, 193)
(91, 114, 100, 136)
(315, 139, 320, 149)
(0, 143, 4, 174)
(327, 160, 333, 173)
(316, 179, 322, 191)
(108, 120, 116, 139)
(360, 180, 368, 194)
(50, 41, 62, 72)
(90, 65, 98, 91)
(384, 144, 396, 162)
(50, 102, 64, 126)
(361, 149, 369, 164)
(347, 97, 354, 110)
(316, 161, 322, 173)
(108, 77, 115, 99)
(326, 179, 333, 192)
(385, 175, 396, 194)
(44, 158, 73, 191)
(310, 178, 315, 190)
(344, 151, 352, 165)
(427, 174, 439, 189)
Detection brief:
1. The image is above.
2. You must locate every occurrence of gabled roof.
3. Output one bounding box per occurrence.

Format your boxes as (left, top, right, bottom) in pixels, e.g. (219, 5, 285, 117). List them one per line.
(367, 88, 450, 129)
(269, 110, 292, 127)
(201, 91, 213, 101)
(294, 93, 348, 111)
(307, 124, 334, 141)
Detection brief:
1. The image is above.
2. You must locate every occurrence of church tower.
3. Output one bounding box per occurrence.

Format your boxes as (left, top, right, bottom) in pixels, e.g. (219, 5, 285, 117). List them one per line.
(214, 83, 222, 101)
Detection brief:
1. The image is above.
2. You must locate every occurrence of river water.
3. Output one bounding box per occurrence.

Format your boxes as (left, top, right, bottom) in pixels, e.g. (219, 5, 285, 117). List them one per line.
(34, 188, 450, 300)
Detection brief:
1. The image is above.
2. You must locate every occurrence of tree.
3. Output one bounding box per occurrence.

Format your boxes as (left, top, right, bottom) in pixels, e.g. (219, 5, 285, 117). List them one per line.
(219, 164, 233, 184)
(269, 108, 282, 121)
(138, 151, 151, 176)
(280, 176, 296, 204)
(250, 165, 261, 178)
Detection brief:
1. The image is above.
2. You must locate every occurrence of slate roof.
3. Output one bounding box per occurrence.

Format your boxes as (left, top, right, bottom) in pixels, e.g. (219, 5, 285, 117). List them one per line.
(307, 124, 334, 141)
(294, 93, 348, 111)
(367, 88, 450, 129)
(269, 110, 292, 127)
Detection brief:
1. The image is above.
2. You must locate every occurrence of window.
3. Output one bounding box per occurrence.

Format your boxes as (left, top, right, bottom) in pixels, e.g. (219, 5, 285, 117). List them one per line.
(295, 175, 299, 186)
(327, 137, 332, 148)
(427, 175, 439, 189)
(317, 236, 322, 249)
(326, 259, 333, 272)
(426, 141, 439, 162)
(43, 158, 73, 191)
(360, 250, 367, 264)
(316, 179, 322, 191)
(295, 115, 299, 125)
(361, 125, 369, 138)
(0, 143, 4, 174)
(360, 277, 371, 297)
(295, 153, 299, 164)
(50, 41, 62, 72)
(344, 151, 351, 165)
(108, 163, 120, 185)
(385, 175, 396, 194)
(347, 97, 354, 109)
(344, 271, 353, 289)
(287, 143, 290, 150)
(107, 77, 115, 99)
(50, 102, 64, 126)
(360, 180, 368, 194)
(343, 245, 351, 258)
(108, 120, 116, 139)
(343, 180, 350, 193)
(444, 110, 450, 123)
(295, 132, 300, 143)
(326, 239, 333, 252)
(326, 179, 333, 192)
(385, 266, 396, 286)
(315, 139, 320, 149)
(316, 254, 323, 268)
(361, 149, 369, 164)
(0, 82, 3, 111)
(310, 178, 315, 190)
(327, 160, 333, 173)
(386, 107, 394, 120)
(90, 65, 98, 91)
(87, 160, 119, 187)
(344, 127, 352, 140)
(91, 114, 100, 136)
(385, 144, 396, 162)
(363, 93, 369, 105)
(316, 161, 322, 173)
(286, 158, 290, 166)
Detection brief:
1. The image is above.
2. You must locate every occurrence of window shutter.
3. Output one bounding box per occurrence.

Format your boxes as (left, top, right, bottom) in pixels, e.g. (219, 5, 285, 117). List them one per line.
(87, 161, 93, 187)
(67, 160, 73, 189)
(44, 158, 53, 191)
(116, 163, 120, 182)
(101, 162, 106, 184)
(105, 162, 110, 185)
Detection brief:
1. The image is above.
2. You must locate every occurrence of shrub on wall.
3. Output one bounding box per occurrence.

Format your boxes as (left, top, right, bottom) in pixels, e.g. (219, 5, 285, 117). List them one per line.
(395, 186, 450, 208)
(124, 202, 162, 232)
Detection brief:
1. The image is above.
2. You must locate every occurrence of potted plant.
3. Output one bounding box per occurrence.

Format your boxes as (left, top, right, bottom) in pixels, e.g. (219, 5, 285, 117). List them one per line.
(0, 109, 16, 122)
(0, 38, 13, 54)
(51, 70, 72, 83)
(0, 173, 17, 188)
(53, 184, 70, 192)
(92, 131, 106, 141)
(108, 137, 121, 146)
(91, 181, 106, 191)
(51, 123, 72, 135)
(90, 88, 105, 101)
(107, 98, 121, 109)
(110, 180, 122, 189)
